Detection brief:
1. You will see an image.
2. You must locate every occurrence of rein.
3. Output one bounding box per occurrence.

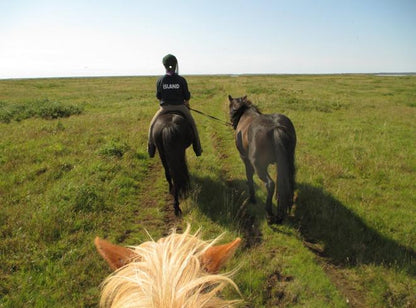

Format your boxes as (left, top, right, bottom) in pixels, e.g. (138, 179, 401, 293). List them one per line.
(190, 108, 233, 127)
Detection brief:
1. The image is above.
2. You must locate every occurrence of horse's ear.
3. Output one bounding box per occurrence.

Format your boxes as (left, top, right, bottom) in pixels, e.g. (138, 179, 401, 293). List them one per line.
(242, 95, 247, 101)
(228, 95, 233, 101)
(201, 237, 241, 273)
(94, 237, 138, 271)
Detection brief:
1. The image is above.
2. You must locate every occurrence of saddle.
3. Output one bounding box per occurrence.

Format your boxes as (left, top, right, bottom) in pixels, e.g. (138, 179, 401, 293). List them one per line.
(157, 109, 187, 119)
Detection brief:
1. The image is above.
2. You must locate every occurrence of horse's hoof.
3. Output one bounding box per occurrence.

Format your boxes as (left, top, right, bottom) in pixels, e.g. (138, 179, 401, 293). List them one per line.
(274, 216, 284, 224)
(266, 215, 283, 225)
(174, 208, 182, 217)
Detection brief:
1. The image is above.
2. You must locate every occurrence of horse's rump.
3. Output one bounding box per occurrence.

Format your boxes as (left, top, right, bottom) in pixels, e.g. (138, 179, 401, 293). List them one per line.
(153, 112, 193, 148)
(244, 114, 291, 163)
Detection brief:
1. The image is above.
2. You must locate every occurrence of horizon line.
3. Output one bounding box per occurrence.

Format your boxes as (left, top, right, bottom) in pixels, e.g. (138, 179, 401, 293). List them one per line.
(1, 72, 416, 81)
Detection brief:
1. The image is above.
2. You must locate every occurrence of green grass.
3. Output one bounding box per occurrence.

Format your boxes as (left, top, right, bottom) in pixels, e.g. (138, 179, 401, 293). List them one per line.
(1, 75, 415, 307)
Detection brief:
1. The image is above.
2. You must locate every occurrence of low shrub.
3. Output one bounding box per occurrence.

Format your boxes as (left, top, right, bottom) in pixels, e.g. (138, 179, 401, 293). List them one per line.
(0, 99, 83, 123)
(72, 184, 106, 212)
(99, 139, 130, 158)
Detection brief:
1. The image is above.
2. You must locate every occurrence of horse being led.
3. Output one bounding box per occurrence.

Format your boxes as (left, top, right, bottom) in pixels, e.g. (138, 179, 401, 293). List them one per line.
(152, 112, 194, 215)
(95, 225, 242, 308)
(228, 95, 296, 223)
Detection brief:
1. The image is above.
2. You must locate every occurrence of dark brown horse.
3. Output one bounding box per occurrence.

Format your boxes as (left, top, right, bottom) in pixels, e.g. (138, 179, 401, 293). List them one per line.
(228, 95, 296, 223)
(152, 112, 193, 215)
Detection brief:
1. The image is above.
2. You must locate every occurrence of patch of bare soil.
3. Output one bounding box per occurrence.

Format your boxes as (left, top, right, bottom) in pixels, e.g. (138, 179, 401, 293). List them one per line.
(263, 270, 295, 307)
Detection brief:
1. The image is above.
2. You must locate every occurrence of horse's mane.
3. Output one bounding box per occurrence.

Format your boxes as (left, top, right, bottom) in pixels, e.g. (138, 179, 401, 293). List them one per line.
(230, 98, 262, 129)
(100, 226, 240, 308)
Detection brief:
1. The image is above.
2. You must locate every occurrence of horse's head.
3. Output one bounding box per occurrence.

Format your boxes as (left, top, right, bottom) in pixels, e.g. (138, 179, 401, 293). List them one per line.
(228, 95, 255, 129)
(228, 95, 249, 113)
(95, 233, 241, 273)
(95, 226, 242, 307)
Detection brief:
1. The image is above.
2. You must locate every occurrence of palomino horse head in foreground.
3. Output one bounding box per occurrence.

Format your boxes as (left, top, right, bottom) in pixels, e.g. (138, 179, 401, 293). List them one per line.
(95, 226, 242, 307)
(229, 95, 297, 223)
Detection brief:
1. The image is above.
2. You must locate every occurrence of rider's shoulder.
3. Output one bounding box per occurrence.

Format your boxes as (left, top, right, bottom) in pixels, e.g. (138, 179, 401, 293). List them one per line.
(176, 74, 188, 83)
(156, 75, 165, 84)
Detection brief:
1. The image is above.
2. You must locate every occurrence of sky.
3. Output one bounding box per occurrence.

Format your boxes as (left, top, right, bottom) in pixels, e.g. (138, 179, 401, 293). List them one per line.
(1, 0, 415, 79)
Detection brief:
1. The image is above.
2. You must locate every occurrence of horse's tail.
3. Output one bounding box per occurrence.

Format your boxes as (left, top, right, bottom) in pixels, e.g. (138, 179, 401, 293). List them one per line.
(273, 124, 296, 218)
(161, 124, 190, 198)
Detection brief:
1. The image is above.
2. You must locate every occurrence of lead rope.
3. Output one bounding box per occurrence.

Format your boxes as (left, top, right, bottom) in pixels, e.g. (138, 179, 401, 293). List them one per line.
(189, 108, 233, 127)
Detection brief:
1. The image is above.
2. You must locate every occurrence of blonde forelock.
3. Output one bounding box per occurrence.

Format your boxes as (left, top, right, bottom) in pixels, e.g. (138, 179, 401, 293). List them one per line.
(100, 226, 240, 308)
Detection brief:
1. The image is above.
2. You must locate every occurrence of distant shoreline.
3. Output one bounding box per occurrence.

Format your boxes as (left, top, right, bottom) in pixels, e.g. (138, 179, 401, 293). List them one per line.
(374, 73, 416, 76)
(1, 72, 415, 81)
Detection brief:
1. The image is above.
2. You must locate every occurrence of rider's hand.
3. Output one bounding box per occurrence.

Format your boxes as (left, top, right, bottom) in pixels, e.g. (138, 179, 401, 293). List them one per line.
(184, 100, 190, 109)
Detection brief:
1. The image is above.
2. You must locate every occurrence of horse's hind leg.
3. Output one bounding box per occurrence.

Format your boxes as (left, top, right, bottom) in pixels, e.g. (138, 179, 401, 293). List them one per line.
(165, 169, 173, 194)
(256, 166, 275, 220)
(162, 157, 181, 216)
(160, 154, 173, 193)
(173, 187, 182, 216)
(243, 158, 256, 203)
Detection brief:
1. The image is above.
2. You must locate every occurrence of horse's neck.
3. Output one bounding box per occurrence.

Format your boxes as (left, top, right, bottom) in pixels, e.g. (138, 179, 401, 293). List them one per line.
(247, 107, 260, 116)
(232, 106, 257, 128)
(232, 108, 257, 133)
(241, 107, 260, 121)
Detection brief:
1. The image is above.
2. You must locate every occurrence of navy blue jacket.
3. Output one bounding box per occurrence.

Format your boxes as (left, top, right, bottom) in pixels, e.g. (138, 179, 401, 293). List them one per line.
(156, 74, 191, 105)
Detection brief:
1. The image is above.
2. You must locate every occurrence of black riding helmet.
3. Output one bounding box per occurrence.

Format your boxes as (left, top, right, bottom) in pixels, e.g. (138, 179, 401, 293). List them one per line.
(162, 54, 178, 73)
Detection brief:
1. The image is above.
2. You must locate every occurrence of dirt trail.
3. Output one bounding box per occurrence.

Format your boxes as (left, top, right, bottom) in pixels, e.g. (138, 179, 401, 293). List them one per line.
(144, 158, 182, 236)
(323, 263, 365, 307)
(161, 193, 183, 236)
(303, 241, 366, 307)
(130, 159, 173, 237)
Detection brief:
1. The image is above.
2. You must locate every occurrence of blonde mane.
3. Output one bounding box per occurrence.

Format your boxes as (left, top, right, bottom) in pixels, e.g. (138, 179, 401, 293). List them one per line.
(99, 226, 241, 307)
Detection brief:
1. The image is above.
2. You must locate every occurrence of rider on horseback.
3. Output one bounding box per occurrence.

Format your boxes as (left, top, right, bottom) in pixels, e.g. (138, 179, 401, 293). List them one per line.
(148, 54, 203, 157)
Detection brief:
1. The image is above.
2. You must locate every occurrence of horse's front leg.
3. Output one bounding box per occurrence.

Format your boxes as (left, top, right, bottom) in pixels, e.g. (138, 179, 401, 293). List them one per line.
(243, 158, 256, 203)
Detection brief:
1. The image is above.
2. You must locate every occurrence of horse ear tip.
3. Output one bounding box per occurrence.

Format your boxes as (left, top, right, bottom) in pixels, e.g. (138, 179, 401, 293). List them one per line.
(94, 237, 107, 252)
(94, 236, 101, 246)
(231, 237, 242, 250)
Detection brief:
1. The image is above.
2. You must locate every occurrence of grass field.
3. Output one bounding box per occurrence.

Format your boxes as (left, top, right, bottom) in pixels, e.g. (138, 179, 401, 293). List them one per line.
(1, 74, 415, 307)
